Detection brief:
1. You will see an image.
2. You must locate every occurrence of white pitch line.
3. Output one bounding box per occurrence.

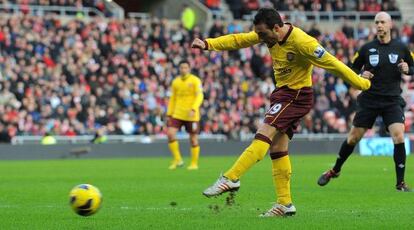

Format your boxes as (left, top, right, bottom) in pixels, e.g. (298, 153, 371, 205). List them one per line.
(0, 204, 194, 212)
(0, 205, 277, 213)
(121, 206, 193, 211)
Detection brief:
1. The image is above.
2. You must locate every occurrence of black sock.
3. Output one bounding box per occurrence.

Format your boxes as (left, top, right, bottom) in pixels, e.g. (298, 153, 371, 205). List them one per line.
(393, 143, 406, 185)
(332, 140, 355, 173)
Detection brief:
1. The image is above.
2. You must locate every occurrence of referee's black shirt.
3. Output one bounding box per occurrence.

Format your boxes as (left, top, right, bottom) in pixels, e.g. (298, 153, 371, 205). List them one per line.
(352, 38, 414, 97)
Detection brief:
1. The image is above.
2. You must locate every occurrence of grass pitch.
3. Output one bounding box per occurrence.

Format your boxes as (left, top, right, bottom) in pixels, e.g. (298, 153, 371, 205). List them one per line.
(0, 155, 412, 229)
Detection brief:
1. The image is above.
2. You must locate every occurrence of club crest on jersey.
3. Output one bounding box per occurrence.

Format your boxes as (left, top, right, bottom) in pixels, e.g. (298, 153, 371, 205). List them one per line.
(369, 54, 379, 66)
(286, 52, 295, 61)
(313, 46, 325, 58)
(388, 53, 398, 64)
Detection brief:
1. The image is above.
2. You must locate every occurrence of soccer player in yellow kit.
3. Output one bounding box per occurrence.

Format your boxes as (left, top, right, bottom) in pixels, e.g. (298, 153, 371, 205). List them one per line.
(191, 8, 371, 217)
(167, 61, 204, 170)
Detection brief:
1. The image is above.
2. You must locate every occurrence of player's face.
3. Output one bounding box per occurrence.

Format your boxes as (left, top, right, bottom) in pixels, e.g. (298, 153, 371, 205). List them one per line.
(254, 23, 278, 46)
(374, 15, 391, 38)
(179, 63, 190, 76)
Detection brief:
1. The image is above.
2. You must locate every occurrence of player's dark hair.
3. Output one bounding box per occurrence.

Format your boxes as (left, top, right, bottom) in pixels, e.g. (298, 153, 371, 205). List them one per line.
(179, 60, 190, 66)
(253, 8, 283, 29)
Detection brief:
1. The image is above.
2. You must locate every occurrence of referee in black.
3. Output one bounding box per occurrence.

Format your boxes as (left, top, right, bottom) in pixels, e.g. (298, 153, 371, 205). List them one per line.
(317, 12, 414, 191)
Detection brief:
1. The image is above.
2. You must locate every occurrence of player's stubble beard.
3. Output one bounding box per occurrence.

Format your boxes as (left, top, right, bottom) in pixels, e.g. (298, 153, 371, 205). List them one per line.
(263, 30, 279, 47)
(265, 40, 277, 47)
(265, 25, 289, 47)
(260, 33, 277, 47)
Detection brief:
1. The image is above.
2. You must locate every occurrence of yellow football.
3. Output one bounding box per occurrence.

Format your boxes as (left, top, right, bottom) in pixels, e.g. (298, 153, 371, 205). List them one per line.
(69, 184, 102, 216)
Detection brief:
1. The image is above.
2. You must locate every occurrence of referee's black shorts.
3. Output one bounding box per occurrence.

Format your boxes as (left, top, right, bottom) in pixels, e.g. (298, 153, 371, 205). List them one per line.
(353, 94, 406, 129)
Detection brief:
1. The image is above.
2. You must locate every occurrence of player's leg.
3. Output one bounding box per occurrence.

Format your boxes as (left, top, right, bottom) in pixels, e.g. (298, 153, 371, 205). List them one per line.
(187, 133, 200, 170)
(318, 107, 376, 186)
(167, 118, 183, 169)
(260, 131, 296, 217)
(203, 87, 312, 198)
(202, 123, 277, 197)
(269, 132, 291, 206)
(260, 87, 313, 217)
(223, 123, 276, 180)
(187, 121, 200, 170)
(384, 104, 411, 191)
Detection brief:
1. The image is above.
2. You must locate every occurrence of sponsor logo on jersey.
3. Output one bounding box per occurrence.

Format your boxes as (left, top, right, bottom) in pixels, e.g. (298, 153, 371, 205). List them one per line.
(277, 67, 292, 75)
(369, 54, 379, 66)
(313, 46, 325, 58)
(369, 48, 377, 53)
(388, 53, 398, 64)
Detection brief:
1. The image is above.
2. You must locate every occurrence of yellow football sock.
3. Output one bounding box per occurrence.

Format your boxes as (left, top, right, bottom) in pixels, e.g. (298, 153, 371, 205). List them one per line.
(271, 155, 292, 206)
(224, 138, 271, 181)
(190, 145, 200, 165)
(168, 140, 182, 162)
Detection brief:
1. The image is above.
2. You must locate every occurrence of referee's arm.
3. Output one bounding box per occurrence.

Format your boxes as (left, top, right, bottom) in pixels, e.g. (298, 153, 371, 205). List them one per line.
(350, 48, 366, 74)
(404, 50, 414, 75)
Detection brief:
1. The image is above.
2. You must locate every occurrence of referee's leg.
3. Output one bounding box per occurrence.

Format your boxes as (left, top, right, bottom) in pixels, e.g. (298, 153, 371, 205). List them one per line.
(388, 123, 410, 190)
(383, 102, 411, 191)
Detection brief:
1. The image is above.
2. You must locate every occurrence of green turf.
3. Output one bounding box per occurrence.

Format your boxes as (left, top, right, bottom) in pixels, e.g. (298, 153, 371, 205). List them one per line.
(0, 155, 412, 229)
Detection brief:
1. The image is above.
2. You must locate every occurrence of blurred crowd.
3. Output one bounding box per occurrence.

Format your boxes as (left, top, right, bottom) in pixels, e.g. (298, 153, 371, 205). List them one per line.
(201, 0, 400, 19)
(0, 0, 111, 16)
(1, 0, 104, 8)
(0, 14, 414, 142)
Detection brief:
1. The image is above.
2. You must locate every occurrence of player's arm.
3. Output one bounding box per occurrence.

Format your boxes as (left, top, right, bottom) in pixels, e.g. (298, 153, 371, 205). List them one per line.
(166, 81, 176, 117)
(192, 31, 260, 51)
(297, 39, 371, 90)
(191, 78, 204, 110)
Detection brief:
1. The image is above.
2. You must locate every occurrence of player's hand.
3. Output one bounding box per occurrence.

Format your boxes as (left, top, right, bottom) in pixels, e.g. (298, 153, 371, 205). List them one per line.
(188, 110, 195, 118)
(361, 71, 374, 79)
(191, 38, 206, 50)
(398, 59, 409, 74)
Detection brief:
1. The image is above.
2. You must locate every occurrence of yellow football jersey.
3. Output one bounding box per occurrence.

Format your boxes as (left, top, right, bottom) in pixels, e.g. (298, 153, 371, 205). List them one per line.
(167, 74, 203, 122)
(206, 24, 370, 91)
